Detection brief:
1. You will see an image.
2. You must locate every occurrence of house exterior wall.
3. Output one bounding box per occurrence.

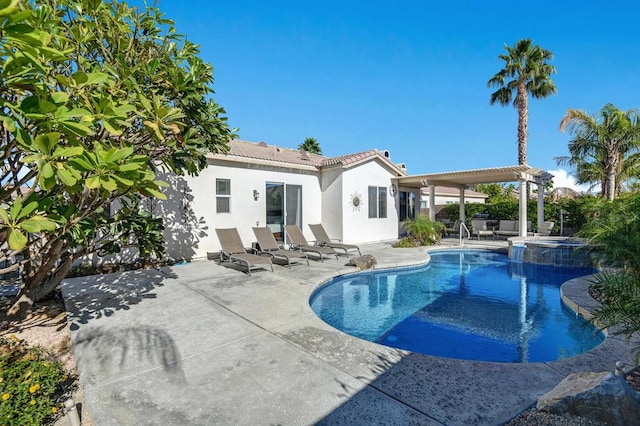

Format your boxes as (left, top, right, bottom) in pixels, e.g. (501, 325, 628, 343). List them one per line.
(320, 168, 343, 242)
(340, 160, 399, 243)
(158, 159, 322, 260)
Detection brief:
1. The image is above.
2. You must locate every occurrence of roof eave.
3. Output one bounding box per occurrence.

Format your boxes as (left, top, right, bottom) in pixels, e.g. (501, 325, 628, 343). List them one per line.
(207, 153, 320, 171)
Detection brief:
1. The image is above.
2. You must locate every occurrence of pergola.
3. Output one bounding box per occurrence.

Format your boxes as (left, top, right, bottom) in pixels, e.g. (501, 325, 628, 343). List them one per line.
(397, 165, 554, 237)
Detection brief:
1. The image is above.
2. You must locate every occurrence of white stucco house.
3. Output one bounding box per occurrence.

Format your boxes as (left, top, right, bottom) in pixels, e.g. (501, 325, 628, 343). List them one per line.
(157, 139, 418, 260)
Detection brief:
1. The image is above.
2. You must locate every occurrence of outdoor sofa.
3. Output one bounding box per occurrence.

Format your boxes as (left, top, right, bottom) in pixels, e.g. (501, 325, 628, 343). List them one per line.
(493, 220, 533, 238)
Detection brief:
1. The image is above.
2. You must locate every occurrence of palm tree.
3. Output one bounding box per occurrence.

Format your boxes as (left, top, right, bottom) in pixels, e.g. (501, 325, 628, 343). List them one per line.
(557, 103, 640, 200)
(487, 38, 557, 165)
(298, 137, 322, 155)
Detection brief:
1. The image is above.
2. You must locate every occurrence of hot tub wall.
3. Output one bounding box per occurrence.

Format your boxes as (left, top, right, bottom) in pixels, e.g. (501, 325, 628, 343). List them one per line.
(509, 237, 594, 268)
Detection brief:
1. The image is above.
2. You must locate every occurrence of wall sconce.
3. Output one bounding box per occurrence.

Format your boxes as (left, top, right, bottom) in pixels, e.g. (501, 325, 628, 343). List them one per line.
(253, 189, 260, 201)
(389, 183, 398, 197)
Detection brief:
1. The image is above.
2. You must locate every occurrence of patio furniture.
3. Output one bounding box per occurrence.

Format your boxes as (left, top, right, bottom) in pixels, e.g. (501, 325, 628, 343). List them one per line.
(252, 227, 309, 267)
(493, 220, 532, 238)
(284, 225, 338, 262)
(308, 224, 361, 257)
(537, 221, 555, 236)
(493, 220, 518, 238)
(444, 219, 462, 237)
(471, 219, 494, 240)
(215, 228, 273, 275)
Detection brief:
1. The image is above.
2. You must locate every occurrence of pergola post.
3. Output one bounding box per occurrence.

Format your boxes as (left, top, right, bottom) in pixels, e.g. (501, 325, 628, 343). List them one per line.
(535, 173, 553, 233)
(537, 183, 545, 231)
(429, 185, 436, 221)
(519, 178, 528, 237)
(459, 187, 466, 223)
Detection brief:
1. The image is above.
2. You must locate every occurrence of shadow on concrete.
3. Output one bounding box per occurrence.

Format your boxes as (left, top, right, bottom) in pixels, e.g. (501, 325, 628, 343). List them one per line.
(63, 268, 175, 329)
(74, 325, 186, 385)
(313, 335, 637, 426)
(63, 267, 185, 384)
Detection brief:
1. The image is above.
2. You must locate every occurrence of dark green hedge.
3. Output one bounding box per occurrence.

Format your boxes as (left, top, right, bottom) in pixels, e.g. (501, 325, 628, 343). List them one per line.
(440, 195, 599, 233)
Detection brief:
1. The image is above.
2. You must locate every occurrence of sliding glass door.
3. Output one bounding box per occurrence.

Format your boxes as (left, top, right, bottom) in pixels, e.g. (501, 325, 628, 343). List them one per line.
(265, 183, 302, 243)
(399, 191, 416, 221)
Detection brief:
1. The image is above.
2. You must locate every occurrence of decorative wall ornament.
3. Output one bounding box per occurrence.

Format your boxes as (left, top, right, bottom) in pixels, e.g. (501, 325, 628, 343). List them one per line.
(389, 183, 398, 197)
(350, 191, 362, 211)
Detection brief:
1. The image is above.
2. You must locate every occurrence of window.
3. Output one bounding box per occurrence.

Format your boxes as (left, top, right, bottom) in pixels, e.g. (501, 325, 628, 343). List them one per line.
(216, 178, 230, 213)
(368, 186, 387, 218)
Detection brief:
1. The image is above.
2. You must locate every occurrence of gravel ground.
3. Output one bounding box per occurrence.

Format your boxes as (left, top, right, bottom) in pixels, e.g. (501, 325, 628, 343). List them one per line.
(1, 294, 92, 425)
(506, 368, 640, 426)
(505, 409, 607, 426)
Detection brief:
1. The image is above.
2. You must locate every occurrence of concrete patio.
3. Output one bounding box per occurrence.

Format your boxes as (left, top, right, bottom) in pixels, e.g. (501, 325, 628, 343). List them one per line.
(61, 239, 639, 425)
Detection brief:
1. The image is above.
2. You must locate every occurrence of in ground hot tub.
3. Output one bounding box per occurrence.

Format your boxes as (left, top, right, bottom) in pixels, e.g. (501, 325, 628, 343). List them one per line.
(508, 236, 593, 268)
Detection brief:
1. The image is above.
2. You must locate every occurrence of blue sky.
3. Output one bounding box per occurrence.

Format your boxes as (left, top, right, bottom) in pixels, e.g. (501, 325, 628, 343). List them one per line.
(149, 0, 638, 189)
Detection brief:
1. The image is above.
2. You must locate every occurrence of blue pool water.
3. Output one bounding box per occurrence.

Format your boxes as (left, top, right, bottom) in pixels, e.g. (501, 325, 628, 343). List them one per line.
(309, 250, 604, 363)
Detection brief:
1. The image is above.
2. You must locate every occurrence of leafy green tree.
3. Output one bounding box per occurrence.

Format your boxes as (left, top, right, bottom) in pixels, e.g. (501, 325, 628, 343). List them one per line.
(557, 103, 640, 200)
(475, 183, 514, 203)
(488, 38, 557, 165)
(0, 0, 233, 315)
(298, 137, 322, 155)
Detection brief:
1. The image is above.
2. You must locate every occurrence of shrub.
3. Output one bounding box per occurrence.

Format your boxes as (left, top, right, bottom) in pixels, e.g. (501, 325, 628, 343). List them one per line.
(396, 215, 444, 247)
(580, 192, 640, 361)
(484, 199, 519, 220)
(0, 336, 70, 425)
(441, 203, 488, 222)
(440, 195, 601, 235)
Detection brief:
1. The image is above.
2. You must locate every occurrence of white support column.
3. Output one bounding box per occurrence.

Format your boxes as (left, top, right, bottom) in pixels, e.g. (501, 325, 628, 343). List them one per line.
(537, 182, 545, 231)
(429, 185, 436, 221)
(459, 187, 466, 223)
(519, 178, 528, 237)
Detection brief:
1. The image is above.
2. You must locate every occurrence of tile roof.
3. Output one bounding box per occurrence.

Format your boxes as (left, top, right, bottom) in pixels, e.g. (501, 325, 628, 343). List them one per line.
(219, 139, 326, 167)
(320, 150, 380, 167)
(210, 140, 405, 175)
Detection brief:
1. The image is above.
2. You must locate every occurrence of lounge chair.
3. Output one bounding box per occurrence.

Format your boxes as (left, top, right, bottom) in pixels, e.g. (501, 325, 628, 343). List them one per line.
(252, 227, 309, 268)
(215, 228, 273, 275)
(284, 225, 338, 262)
(308, 224, 361, 257)
(471, 219, 493, 240)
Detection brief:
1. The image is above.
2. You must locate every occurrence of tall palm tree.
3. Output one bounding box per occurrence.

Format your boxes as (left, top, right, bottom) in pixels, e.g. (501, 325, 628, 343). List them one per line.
(557, 103, 640, 200)
(488, 38, 557, 165)
(298, 137, 322, 155)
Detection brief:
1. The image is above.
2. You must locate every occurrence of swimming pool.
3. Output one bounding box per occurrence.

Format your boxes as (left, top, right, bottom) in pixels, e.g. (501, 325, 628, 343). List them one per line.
(309, 250, 604, 363)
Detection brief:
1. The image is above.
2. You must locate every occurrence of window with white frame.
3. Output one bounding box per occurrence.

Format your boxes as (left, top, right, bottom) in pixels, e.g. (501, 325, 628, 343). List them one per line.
(216, 178, 231, 213)
(368, 186, 387, 218)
